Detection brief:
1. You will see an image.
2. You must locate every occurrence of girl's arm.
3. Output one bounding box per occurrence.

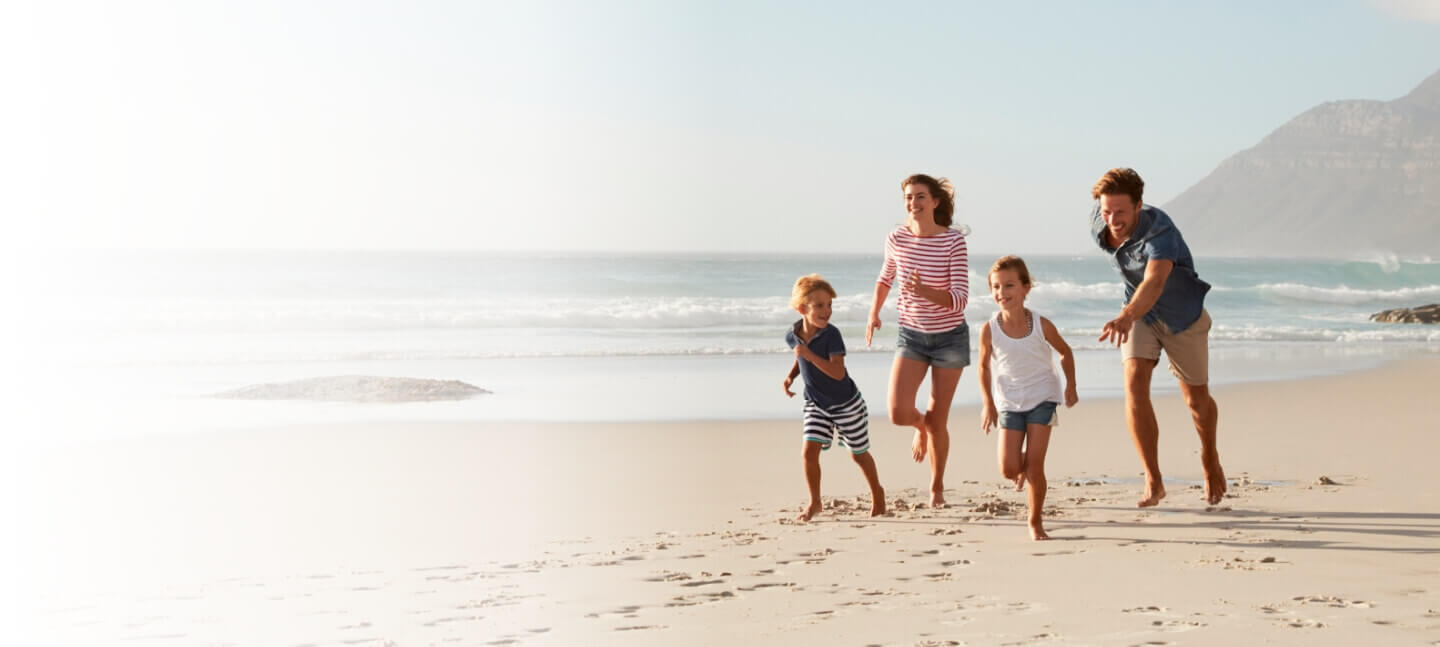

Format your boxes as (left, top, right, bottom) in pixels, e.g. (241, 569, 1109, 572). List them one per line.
(1041, 317, 1079, 407)
(795, 346, 847, 381)
(867, 282, 890, 347)
(977, 322, 998, 433)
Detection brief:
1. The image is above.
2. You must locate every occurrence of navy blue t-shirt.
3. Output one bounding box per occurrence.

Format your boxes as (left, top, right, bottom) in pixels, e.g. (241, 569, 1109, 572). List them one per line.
(1091, 204, 1211, 332)
(785, 321, 860, 409)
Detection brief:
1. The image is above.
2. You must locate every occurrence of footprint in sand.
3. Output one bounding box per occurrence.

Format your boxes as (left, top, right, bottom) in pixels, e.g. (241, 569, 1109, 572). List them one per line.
(1293, 595, 1373, 608)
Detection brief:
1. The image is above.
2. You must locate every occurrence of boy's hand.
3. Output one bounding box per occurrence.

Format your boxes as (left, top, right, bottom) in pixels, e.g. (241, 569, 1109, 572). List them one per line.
(981, 404, 997, 435)
(1064, 386, 1079, 408)
(783, 375, 796, 398)
(794, 345, 814, 362)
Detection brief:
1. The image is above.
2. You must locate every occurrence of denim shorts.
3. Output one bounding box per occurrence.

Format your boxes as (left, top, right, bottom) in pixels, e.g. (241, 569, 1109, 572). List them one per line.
(895, 323, 971, 369)
(1000, 401, 1059, 432)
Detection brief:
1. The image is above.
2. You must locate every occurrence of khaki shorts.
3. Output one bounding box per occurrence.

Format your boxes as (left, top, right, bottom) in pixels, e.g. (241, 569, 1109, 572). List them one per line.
(1121, 309, 1211, 385)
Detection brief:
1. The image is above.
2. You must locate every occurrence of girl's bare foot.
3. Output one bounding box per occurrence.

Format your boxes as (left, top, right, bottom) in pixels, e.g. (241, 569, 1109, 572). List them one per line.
(797, 501, 822, 522)
(1029, 521, 1050, 541)
(1014, 472, 1027, 491)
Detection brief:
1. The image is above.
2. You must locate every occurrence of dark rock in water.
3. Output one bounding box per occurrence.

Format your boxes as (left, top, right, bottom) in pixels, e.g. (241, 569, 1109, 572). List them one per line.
(1369, 304, 1440, 324)
(215, 376, 490, 402)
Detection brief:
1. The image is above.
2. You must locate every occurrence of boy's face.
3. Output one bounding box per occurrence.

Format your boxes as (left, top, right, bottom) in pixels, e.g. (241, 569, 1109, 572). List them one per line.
(797, 291, 833, 330)
(989, 269, 1029, 311)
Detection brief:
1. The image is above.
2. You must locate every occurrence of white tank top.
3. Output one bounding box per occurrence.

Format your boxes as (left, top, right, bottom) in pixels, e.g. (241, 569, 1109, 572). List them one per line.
(988, 309, 1063, 412)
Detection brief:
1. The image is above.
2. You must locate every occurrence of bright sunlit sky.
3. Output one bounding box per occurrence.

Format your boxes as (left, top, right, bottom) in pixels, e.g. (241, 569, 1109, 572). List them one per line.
(3, 0, 1438, 255)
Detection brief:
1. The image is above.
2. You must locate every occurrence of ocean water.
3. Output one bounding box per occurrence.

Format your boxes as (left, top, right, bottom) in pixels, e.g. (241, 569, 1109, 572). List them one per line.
(10, 250, 1439, 437)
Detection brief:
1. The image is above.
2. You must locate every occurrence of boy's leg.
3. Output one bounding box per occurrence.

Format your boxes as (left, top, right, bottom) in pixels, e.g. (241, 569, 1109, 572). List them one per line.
(850, 452, 887, 516)
(799, 441, 823, 521)
(923, 366, 964, 508)
(887, 356, 931, 462)
(1023, 423, 1053, 540)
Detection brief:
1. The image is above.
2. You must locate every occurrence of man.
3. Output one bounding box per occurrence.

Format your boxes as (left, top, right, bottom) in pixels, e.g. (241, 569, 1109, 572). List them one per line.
(1091, 168, 1225, 507)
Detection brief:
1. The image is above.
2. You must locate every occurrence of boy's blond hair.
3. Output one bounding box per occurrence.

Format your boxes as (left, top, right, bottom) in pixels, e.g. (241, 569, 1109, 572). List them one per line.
(790, 274, 837, 309)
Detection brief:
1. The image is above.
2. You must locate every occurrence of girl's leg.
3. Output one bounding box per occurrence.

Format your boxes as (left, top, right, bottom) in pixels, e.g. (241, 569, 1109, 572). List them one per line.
(998, 427, 1026, 488)
(799, 441, 823, 521)
(850, 452, 887, 516)
(923, 366, 964, 507)
(1023, 423, 1054, 540)
(886, 356, 932, 462)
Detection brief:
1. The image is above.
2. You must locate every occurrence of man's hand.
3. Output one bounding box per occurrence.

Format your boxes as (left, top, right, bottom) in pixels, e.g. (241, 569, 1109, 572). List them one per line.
(1098, 312, 1135, 346)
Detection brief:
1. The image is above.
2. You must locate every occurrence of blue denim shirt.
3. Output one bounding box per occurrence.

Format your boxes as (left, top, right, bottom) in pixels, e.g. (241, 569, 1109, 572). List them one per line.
(1091, 204, 1211, 332)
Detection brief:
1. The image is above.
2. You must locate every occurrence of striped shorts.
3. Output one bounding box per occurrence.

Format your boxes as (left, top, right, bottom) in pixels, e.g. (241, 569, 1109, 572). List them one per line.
(803, 393, 871, 454)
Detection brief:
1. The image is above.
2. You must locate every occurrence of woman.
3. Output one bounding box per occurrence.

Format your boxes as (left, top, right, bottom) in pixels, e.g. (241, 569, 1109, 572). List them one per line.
(866, 174, 970, 508)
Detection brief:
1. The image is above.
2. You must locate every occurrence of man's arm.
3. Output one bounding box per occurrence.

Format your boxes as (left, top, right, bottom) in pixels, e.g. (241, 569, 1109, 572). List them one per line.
(1099, 259, 1174, 345)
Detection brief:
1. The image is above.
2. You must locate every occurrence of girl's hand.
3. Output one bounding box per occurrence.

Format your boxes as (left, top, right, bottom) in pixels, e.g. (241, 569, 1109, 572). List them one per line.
(865, 313, 881, 346)
(981, 404, 997, 435)
(1065, 386, 1079, 408)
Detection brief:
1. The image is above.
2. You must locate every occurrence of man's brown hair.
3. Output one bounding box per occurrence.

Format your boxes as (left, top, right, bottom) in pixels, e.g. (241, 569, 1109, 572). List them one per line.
(1091, 167, 1145, 204)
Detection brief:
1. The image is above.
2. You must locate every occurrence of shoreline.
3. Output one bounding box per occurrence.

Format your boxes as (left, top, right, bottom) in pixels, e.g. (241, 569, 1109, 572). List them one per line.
(13, 357, 1440, 645)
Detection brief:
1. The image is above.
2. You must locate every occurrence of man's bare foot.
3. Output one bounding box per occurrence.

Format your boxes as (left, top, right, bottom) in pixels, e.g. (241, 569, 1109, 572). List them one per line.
(911, 429, 928, 463)
(1029, 521, 1050, 541)
(1137, 482, 1167, 508)
(929, 491, 947, 508)
(1203, 461, 1227, 505)
(797, 501, 822, 522)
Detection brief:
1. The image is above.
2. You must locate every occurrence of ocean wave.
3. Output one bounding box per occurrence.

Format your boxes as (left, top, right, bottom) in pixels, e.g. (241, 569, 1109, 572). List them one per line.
(1242, 283, 1440, 305)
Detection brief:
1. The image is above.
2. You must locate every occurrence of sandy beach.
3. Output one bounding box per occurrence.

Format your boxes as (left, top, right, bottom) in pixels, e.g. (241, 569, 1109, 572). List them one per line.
(10, 358, 1440, 646)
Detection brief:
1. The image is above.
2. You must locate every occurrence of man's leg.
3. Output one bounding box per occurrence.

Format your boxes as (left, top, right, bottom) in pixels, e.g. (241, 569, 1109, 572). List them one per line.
(1124, 358, 1165, 507)
(1178, 381, 1224, 505)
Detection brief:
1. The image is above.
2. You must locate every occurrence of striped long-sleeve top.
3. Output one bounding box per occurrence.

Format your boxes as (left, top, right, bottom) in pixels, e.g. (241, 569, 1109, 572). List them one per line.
(876, 226, 969, 333)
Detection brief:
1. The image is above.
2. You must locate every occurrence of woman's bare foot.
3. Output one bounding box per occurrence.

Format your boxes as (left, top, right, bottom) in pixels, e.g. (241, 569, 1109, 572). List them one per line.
(911, 429, 928, 463)
(929, 490, 947, 508)
(1029, 521, 1050, 541)
(1137, 481, 1167, 508)
(797, 501, 822, 522)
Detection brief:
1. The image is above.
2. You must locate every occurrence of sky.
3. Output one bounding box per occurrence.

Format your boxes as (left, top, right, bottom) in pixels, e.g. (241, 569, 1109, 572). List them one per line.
(2, 0, 1438, 255)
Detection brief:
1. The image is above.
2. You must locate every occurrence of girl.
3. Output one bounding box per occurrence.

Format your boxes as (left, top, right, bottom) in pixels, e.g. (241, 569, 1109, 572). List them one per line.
(867, 174, 969, 508)
(977, 256, 1078, 540)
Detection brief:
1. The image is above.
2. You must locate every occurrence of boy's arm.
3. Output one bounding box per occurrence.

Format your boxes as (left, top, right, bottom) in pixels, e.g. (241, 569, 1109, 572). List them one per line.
(977, 322, 998, 434)
(795, 345, 847, 381)
(1041, 317, 1079, 407)
(783, 359, 800, 398)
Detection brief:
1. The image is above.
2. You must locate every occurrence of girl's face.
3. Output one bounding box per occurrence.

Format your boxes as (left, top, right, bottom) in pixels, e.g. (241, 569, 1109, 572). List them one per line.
(903, 182, 938, 221)
(989, 269, 1030, 311)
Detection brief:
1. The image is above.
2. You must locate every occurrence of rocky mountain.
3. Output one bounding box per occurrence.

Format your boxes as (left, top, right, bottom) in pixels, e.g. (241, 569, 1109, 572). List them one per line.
(1165, 69, 1440, 259)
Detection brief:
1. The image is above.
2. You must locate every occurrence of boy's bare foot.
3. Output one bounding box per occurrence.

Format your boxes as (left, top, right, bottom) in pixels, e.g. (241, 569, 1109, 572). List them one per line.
(929, 491, 947, 508)
(1203, 461, 1227, 505)
(1029, 521, 1050, 541)
(871, 495, 887, 517)
(1137, 481, 1166, 507)
(797, 501, 822, 522)
(911, 429, 928, 463)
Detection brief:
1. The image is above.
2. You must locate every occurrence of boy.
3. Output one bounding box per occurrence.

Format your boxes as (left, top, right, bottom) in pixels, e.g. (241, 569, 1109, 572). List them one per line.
(784, 274, 886, 521)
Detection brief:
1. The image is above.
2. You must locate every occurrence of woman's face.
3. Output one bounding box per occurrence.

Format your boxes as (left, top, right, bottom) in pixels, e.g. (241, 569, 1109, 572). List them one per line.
(904, 182, 938, 221)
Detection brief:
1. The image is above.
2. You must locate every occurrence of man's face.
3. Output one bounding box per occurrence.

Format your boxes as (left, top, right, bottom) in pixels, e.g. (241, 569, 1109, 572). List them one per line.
(1099, 193, 1141, 244)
